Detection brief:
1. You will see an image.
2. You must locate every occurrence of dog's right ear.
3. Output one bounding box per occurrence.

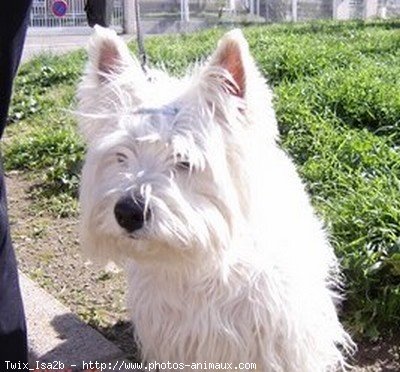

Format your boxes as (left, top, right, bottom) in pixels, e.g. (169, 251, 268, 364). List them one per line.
(87, 25, 142, 84)
(78, 26, 146, 143)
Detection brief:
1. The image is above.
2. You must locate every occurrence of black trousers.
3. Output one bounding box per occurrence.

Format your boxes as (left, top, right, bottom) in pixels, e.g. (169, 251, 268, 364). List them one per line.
(0, 0, 32, 365)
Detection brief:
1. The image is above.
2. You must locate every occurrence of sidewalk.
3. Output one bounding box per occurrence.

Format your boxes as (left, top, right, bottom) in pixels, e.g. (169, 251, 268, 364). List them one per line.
(23, 31, 133, 63)
(21, 273, 135, 371)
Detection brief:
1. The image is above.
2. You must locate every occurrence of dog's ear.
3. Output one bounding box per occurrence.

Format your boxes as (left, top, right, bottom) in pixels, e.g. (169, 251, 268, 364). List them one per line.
(77, 27, 146, 143)
(206, 29, 252, 98)
(87, 25, 142, 83)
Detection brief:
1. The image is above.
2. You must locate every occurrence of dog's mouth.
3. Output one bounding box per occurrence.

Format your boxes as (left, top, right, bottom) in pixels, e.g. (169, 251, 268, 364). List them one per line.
(125, 228, 148, 241)
(128, 232, 140, 240)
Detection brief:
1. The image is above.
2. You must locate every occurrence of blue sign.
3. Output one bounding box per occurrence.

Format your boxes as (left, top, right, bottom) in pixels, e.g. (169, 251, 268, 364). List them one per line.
(52, 0, 68, 17)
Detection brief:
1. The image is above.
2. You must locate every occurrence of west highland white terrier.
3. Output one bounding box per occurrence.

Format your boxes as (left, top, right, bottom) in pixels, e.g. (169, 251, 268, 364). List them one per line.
(78, 26, 354, 371)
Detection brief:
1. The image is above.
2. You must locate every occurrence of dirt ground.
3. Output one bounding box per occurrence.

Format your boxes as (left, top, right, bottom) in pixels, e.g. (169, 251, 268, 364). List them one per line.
(5, 171, 400, 370)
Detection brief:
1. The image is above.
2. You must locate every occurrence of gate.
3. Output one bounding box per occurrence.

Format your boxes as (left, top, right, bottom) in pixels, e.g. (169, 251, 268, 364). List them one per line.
(29, 0, 123, 31)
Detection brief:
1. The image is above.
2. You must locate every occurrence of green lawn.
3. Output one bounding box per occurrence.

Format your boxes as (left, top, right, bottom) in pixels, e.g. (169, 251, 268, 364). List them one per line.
(4, 20, 400, 339)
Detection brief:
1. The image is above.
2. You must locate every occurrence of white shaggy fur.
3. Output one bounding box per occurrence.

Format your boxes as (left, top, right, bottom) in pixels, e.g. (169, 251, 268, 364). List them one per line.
(78, 26, 354, 371)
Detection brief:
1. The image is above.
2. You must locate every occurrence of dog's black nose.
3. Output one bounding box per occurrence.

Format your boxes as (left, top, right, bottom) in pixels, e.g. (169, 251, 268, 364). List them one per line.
(114, 195, 149, 232)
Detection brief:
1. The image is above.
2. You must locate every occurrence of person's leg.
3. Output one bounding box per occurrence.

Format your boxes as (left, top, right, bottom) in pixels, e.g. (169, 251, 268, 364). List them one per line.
(0, 1, 33, 134)
(0, 157, 27, 363)
(0, 0, 33, 366)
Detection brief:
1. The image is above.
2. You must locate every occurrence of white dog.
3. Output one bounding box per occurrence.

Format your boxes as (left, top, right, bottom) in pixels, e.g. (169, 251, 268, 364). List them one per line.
(77, 26, 354, 371)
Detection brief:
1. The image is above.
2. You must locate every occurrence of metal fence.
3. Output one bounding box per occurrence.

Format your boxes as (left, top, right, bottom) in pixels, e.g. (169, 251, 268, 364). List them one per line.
(29, 0, 123, 30)
(28, 0, 400, 34)
(138, 0, 400, 22)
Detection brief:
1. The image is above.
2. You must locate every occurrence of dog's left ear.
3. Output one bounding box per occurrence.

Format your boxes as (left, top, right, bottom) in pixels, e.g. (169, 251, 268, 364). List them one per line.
(206, 29, 252, 98)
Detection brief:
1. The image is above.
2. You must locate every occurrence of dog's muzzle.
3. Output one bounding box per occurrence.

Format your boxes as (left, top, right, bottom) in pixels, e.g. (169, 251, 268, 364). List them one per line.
(114, 195, 150, 233)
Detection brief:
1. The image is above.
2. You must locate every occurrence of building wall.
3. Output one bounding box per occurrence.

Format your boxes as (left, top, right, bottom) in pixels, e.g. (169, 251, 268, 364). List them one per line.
(298, 0, 333, 20)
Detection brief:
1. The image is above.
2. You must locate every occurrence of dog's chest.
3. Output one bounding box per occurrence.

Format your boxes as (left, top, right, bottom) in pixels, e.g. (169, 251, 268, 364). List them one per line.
(126, 263, 263, 364)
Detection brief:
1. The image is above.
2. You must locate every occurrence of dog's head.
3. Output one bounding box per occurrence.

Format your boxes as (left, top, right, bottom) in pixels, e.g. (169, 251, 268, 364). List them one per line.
(78, 27, 276, 266)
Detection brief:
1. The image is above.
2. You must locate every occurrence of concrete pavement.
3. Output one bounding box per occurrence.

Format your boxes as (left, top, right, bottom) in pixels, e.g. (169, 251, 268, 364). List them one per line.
(23, 31, 133, 62)
(21, 274, 134, 371)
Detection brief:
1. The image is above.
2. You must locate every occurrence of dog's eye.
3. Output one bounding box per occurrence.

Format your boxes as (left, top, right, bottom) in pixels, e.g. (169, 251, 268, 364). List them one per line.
(116, 152, 128, 164)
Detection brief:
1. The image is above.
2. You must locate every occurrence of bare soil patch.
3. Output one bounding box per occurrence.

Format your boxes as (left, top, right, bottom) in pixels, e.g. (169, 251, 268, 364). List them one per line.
(6, 171, 136, 359)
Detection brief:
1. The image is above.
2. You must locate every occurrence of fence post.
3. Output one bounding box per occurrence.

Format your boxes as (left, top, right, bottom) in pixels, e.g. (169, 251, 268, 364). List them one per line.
(364, 0, 378, 18)
(333, 0, 352, 19)
(249, 0, 255, 15)
(181, 0, 190, 22)
(292, 0, 298, 21)
(228, 0, 236, 14)
(123, 0, 136, 34)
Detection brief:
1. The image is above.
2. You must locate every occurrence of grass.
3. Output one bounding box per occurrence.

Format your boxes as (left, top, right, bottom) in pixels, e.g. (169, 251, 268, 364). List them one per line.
(5, 52, 85, 217)
(4, 19, 400, 340)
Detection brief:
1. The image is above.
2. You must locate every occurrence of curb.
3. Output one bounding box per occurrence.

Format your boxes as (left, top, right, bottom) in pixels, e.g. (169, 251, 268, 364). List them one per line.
(20, 272, 139, 371)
